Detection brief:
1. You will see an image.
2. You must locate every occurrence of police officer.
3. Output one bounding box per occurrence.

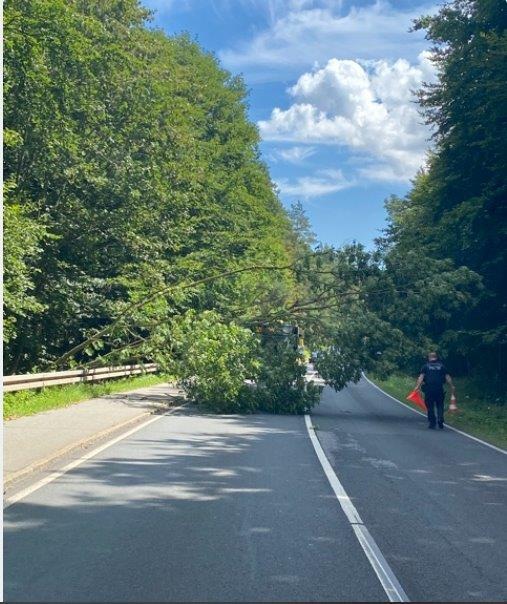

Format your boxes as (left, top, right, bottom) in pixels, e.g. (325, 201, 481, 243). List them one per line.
(415, 351, 455, 429)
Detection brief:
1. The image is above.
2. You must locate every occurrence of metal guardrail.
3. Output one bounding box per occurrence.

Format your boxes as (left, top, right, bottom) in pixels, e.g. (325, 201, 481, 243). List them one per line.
(3, 364, 158, 393)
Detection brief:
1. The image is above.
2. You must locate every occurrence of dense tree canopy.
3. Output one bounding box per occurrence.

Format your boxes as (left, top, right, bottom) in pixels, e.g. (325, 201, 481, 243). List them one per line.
(379, 0, 506, 381)
(3, 0, 505, 412)
(3, 0, 294, 374)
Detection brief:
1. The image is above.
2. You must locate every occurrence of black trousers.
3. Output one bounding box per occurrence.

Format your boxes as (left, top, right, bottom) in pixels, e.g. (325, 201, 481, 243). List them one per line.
(424, 389, 445, 425)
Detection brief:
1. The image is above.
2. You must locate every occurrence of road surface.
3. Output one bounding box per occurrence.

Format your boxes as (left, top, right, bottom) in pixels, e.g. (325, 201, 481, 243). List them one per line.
(4, 378, 507, 602)
(313, 379, 506, 602)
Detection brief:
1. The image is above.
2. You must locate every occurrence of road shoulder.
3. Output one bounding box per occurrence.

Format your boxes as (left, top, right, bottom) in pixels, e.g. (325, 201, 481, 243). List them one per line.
(4, 382, 184, 490)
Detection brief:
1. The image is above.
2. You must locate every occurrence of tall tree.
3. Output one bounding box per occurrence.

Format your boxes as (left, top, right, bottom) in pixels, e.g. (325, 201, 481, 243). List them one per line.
(378, 0, 506, 379)
(3, 0, 293, 372)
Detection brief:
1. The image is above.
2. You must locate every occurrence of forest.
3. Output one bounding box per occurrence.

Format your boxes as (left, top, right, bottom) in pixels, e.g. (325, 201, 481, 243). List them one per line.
(4, 0, 506, 414)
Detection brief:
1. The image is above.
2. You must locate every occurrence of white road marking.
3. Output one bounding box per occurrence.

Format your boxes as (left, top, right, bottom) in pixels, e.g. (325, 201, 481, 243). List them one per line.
(304, 414, 409, 603)
(362, 374, 506, 456)
(4, 404, 186, 509)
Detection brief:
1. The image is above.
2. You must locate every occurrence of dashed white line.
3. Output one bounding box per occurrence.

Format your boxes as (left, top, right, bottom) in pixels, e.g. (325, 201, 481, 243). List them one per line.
(304, 413, 409, 603)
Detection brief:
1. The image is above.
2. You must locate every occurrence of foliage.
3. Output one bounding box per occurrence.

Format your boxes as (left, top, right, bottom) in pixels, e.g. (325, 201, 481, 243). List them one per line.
(151, 310, 319, 414)
(166, 311, 261, 413)
(287, 201, 317, 254)
(3, 126, 48, 343)
(3, 199, 47, 343)
(4, 0, 504, 415)
(3, 0, 293, 373)
(254, 341, 321, 414)
(386, 0, 507, 379)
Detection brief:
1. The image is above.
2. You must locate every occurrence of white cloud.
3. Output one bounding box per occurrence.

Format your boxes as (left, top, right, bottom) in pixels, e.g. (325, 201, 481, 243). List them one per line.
(259, 52, 436, 182)
(276, 168, 351, 197)
(220, 1, 436, 79)
(272, 145, 317, 163)
(357, 163, 415, 183)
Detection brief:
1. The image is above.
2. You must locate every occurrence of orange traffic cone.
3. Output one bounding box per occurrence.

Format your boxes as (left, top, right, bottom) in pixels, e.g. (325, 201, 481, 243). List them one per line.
(449, 394, 458, 412)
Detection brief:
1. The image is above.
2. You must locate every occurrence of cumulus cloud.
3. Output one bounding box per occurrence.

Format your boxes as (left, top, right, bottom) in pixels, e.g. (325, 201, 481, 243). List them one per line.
(275, 168, 351, 197)
(259, 52, 436, 181)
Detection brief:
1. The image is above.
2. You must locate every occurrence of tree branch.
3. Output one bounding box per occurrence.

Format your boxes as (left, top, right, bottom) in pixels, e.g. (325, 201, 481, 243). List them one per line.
(52, 263, 293, 368)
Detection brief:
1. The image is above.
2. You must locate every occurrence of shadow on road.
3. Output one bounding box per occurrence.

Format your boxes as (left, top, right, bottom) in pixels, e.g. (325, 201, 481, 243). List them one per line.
(5, 408, 371, 602)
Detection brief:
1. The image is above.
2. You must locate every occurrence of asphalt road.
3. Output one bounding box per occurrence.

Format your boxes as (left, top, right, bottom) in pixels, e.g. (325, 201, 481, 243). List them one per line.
(4, 379, 507, 602)
(313, 379, 507, 602)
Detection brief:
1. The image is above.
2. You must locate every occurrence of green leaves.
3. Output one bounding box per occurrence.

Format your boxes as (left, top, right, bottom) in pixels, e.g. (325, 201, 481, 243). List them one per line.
(381, 0, 507, 379)
(3, 199, 47, 343)
(3, 0, 292, 372)
(164, 311, 261, 413)
(6, 0, 502, 406)
(158, 310, 319, 415)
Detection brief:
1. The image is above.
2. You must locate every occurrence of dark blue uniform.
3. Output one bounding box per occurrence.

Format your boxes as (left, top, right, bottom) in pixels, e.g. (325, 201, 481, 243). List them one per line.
(420, 360, 448, 427)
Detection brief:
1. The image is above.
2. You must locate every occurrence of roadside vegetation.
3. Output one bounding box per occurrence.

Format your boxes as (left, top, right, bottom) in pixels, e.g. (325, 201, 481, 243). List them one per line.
(3, 0, 505, 419)
(370, 373, 507, 449)
(3, 374, 169, 420)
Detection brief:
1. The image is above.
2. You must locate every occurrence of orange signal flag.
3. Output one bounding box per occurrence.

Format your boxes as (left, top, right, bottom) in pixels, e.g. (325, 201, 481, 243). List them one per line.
(406, 389, 427, 411)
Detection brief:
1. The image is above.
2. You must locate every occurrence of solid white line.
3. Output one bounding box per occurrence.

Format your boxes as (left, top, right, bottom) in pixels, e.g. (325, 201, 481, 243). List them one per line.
(304, 414, 409, 603)
(362, 374, 507, 455)
(4, 404, 186, 509)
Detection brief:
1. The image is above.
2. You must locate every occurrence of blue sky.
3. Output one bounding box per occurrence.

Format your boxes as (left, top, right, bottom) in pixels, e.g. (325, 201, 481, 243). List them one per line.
(142, 0, 438, 247)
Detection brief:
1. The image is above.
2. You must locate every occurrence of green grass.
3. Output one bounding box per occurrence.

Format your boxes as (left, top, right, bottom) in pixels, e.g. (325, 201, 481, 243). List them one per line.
(4, 374, 171, 420)
(369, 372, 507, 449)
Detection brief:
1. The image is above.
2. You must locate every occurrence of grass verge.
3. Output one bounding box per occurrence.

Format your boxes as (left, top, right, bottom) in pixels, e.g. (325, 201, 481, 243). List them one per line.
(4, 374, 171, 420)
(369, 373, 506, 450)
